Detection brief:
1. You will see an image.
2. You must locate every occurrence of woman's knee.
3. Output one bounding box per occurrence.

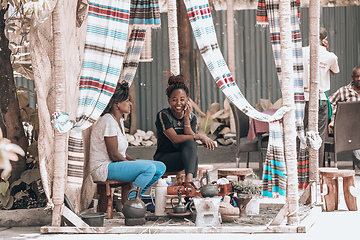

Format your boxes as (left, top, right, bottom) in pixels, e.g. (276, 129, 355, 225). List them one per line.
(181, 139, 198, 151)
(155, 161, 166, 175)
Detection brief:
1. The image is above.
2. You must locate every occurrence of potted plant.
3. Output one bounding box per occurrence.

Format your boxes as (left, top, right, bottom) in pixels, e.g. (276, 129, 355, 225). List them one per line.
(231, 180, 262, 217)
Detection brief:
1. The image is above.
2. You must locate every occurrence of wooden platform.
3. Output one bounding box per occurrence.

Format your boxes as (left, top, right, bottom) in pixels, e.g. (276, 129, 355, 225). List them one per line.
(40, 205, 322, 234)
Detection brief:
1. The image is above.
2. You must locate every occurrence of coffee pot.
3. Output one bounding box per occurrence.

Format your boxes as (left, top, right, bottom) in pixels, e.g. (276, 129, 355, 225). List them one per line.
(171, 190, 190, 214)
(200, 171, 219, 198)
(122, 187, 146, 226)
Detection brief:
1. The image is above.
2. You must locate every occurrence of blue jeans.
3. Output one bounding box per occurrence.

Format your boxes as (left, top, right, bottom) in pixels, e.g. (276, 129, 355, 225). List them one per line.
(107, 160, 166, 198)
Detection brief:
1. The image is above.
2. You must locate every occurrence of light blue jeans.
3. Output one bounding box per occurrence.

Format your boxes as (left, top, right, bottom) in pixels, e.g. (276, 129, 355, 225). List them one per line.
(107, 160, 166, 198)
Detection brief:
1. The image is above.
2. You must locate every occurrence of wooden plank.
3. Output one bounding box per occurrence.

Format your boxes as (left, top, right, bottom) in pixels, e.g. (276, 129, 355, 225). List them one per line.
(269, 202, 288, 226)
(299, 181, 313, 204)
(40, 225, 298, 234)
(62, 206, 90, 228)
(297, 205, 322, 233)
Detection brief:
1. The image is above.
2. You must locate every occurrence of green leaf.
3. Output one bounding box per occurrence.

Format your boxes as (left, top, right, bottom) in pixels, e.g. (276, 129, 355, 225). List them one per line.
(0, 181, 9, 196)
(10, 178, 23, 190)
(0, 189, 10, 206)
(20, 169, 41, 184)
(4, 196, 14, 209)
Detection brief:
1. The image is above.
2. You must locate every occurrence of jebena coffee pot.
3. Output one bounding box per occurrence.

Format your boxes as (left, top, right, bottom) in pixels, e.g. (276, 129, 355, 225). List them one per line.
(200, 171, 219, 198)
(171, 190, 190, 214)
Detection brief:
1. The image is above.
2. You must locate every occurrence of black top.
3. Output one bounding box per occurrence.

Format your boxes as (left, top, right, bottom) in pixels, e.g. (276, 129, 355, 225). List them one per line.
(154, 108, 197, 159)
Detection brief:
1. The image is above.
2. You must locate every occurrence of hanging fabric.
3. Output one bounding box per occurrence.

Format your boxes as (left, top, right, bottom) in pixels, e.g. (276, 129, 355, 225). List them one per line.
(183, 0, 290, 197)
(256, 0, 308, 189)
(51, 0, 161, 210)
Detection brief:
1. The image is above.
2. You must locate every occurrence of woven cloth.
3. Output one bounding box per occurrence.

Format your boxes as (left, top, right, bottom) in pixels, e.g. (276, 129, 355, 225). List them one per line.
(67, 0, 131, 187)
(183, 0, 290, 197)
(257, 0, 308, 190)
(119, 26, 147, 85)
(130, 0, 161, 27)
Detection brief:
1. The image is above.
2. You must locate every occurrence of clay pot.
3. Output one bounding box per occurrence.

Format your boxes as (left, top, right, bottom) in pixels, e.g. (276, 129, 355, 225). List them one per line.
(232, 195, 253, 218)
(122, 187, 147, 220)
(200, 171, 219, 198)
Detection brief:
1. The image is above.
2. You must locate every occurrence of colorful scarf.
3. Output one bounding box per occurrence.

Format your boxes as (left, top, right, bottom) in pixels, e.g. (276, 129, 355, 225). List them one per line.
(119, 26, 147, 85)
(183, 0, 290, 197)
(257, 0, 308, 189)
(68, 0, 131, 186)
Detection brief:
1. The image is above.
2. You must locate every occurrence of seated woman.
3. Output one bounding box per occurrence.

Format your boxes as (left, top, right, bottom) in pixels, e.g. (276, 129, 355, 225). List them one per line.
(154, 74, 216, 186)
(89, 81, 166, 198)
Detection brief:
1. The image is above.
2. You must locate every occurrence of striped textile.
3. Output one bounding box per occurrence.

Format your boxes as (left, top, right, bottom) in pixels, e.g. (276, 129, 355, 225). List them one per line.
(130, 0, 161, 27)
(263, 120, 287, 197)
(257, 0, 308, 189)
(67, 0, 131, 186)
(183, 0, 290, 197)
(119, 26, 147, 85)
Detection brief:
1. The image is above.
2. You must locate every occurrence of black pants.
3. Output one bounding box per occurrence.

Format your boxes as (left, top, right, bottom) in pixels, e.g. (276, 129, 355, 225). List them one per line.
(154, 140, 198, 178)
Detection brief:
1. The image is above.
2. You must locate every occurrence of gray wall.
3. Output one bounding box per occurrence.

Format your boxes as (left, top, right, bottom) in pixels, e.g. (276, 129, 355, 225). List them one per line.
(134, 6, 360, 132)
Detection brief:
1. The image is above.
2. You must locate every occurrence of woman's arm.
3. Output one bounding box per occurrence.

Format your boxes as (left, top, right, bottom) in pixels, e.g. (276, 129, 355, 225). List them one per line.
(104, 136, 129, 162)
(164, 128, 216, 150)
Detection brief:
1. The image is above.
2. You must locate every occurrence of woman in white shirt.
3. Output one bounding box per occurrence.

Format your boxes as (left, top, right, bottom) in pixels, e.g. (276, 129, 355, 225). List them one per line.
(90, 81, 166, 198)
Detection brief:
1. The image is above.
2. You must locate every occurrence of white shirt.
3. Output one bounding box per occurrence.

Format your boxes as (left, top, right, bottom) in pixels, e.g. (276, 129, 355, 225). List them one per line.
(89, 113, 128, 181)
(303, 45, 340, 100)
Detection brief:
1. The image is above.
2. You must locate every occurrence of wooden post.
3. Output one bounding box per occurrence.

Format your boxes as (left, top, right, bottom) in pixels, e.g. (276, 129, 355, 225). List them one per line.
(51, 0, 68, 227)
(177, 0, 191, 82)
(168, 0, 180, 75)
(279, 0, 299, 225)
(227, 0, 236, 133)
(129, 81, 137, 135)
(193, 49, 201, 107)
(308, 0, 320, 204)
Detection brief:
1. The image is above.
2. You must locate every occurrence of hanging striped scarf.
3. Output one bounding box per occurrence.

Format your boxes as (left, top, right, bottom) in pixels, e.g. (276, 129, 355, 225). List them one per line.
(67, 0, 131, 187)
(183, 0, 290, 197)
(257, 0, 308, 189)
(119, 26, 147, 85)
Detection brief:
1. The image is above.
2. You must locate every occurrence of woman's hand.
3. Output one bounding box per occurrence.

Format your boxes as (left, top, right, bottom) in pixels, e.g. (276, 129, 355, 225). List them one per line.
(183, 100, 193, 118)
(199, 134, 216, 150)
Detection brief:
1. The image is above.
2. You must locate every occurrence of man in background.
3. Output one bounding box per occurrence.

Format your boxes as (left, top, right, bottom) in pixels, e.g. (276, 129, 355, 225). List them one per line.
(302, 27, 340, 165)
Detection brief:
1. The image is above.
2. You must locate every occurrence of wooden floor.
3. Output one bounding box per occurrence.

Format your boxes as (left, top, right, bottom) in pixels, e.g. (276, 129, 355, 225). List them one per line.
(40, 205, 322, 234)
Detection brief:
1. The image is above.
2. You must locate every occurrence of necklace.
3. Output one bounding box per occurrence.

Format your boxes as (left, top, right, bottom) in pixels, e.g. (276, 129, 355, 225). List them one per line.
(110, 113, 124, 135)
(177, 120, 181, 126)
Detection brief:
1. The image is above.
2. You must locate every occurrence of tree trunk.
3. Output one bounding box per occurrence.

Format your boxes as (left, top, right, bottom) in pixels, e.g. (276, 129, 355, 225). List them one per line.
(51, 0, 68, 227)
(278, 0, 299, 225)
(177, 0, 191, 83)
(308, 0, 320, 203)
(227, 0, 236, 133)
(0, 7, 27, 183)
(167, 0, 179, 75)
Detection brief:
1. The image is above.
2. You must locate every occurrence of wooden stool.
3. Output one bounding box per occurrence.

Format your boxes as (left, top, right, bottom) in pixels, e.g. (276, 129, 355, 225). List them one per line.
(217, 168, 253, 181)
(94, 180, 132, 219)
(319, 169, 357, 212)
(319, 167, 338, 202)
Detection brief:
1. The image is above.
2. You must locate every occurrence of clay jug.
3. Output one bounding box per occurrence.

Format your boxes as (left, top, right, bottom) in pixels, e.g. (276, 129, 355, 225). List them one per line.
(122, 187, 147, 219)
(200, 171, 219, 198)
(171, 190, 190, 213)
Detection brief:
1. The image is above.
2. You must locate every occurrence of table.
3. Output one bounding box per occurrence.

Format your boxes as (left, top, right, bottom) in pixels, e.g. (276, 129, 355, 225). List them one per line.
(247, 108, 277, 142)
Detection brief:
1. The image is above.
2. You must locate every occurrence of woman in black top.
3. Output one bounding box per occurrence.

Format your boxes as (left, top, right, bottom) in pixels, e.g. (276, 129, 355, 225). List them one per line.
(154, 74, 216, 186)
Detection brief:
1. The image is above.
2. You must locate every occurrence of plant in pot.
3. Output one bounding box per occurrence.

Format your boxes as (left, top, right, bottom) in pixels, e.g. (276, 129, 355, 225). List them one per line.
(231, 180, 262, 217)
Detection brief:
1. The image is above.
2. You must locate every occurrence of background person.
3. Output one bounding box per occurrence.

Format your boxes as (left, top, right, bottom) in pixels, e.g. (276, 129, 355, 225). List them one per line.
(154, 74, 216, 187)
(302, 27, 340, 165)
(329, 67, 360, 170)
(89, 81, 166, 198)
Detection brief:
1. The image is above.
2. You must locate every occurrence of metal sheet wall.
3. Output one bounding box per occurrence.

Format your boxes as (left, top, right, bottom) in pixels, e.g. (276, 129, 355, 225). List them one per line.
(135, 6, 360, 132)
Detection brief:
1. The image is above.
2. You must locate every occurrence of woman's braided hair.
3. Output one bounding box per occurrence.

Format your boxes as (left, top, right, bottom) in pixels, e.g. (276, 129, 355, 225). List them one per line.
(101, 81, 130, 116)
(163, 72, 190, 98)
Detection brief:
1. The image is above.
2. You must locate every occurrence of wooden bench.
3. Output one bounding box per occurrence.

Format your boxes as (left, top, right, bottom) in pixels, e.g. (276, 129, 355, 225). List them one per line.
(319, 169, 357, 212)
(94, 180, 132, 219)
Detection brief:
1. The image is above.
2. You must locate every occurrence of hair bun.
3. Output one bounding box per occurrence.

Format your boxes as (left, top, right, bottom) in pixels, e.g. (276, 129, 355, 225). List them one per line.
(162, 71, 186, 87)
